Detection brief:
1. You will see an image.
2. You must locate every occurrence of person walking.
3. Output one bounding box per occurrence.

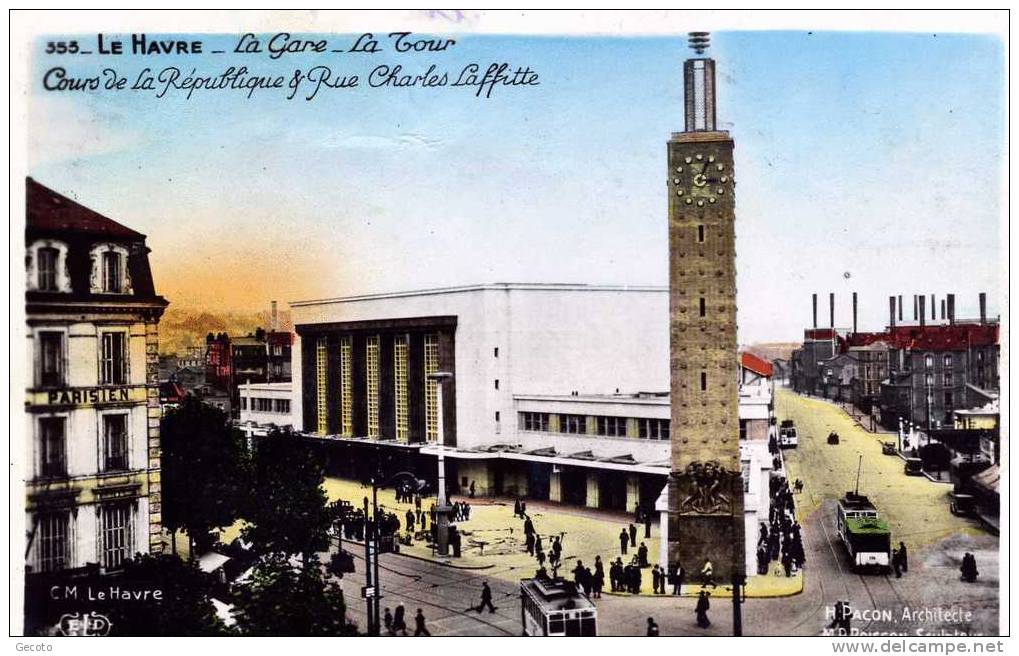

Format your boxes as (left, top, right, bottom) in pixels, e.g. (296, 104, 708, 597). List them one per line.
(619, 528, 629, 555)
(610, 558, 623, 592)
(476, 581, 497, 613)
(891, 547, 902, 578)
(393, 603, 408, 635)
(514, 498, 522, 518)
(637, 542, 649, 567)
(592, 559, 604, 598)
(695, 591, 711, 628)
(644, 511, 652, 539)
(646, 617, 660, 636)
(534, 533, 544, 555)
(628, 523, 637, 548)
(898, 541, 909, 572)
(406, 509, 415, 534)
(961, 553, 979, 582)
(671, 565, 685, 596)
(651, 564, 662, 594)
(383, 607, 394, 635)
(525, 531, 535, 556)
(414, 608, 431, 636)
(700, 559, 716, 588)
(469, 480, 476, 498)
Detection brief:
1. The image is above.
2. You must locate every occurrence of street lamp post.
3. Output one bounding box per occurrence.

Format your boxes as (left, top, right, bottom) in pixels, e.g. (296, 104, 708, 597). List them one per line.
(430, 371, 454, 556)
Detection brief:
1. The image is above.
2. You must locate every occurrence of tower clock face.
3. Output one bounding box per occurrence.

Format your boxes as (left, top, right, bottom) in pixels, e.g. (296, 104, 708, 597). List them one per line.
(672, 153, 732, 208)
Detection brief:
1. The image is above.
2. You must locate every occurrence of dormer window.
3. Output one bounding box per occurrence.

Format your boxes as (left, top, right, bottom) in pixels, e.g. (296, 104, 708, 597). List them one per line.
(37, 247, 59, 291)
(89, 243, 132, 295)
(102, 251, 122, 293)
(27, 240, 71, 293)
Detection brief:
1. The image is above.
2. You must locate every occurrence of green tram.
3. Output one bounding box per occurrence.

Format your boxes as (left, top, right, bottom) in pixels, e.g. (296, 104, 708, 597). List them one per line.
(836, 492, 892, 573)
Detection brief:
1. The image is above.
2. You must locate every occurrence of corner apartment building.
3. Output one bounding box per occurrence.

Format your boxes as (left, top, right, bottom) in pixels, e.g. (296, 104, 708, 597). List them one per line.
(24, 178, 167, 574)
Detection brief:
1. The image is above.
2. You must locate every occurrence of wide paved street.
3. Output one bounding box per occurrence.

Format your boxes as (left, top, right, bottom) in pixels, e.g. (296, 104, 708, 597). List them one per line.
(322, 389, 998, 636)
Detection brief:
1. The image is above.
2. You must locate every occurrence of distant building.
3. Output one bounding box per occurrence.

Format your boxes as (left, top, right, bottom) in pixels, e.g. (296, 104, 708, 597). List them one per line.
(24, 178, 167, 576)
(205, 332, 232, 391)
(266, 331, 293, 382)
(238, 382, 294, 437)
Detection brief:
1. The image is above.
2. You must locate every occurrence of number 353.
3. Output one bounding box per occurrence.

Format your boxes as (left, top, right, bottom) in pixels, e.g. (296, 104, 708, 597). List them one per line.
(45, 41, 80, 54)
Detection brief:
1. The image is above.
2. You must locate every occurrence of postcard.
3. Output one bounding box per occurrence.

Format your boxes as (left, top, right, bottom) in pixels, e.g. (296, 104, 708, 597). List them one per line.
(8, 9, 1008, 645)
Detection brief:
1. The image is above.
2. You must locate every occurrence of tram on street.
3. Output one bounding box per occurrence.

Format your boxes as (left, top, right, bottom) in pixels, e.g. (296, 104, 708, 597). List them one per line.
(836, 492, 892, 573)
(520, 574, 597, 636)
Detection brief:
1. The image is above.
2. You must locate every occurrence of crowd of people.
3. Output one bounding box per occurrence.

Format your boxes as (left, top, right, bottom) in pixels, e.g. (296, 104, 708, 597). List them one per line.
(756, 475, 806, 577)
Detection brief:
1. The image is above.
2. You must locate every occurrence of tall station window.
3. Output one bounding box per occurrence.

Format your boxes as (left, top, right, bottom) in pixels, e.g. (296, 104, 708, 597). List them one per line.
(700, 371, 708, 391)
(315, 337, 328, 435)
(339, 336, 353, 437)
(102, 413, 129, 471)
(394, 334, 409, 441)
(99, 502, 134, 571)
(100, 331, 128, 385)
(39, 417, 66, 478)
(424, 333, 439, 442)
(36, 511, 70, 572)
(366, 335, 380, 438)
(697, 224, 705, 243)
(38, 331, 64, 387)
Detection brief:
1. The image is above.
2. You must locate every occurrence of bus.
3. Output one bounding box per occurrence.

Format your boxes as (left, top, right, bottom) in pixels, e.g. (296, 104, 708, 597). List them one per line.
(836, 492, 891, 573)
(520, 574, 597, 636)
(779, 419, 798, 448)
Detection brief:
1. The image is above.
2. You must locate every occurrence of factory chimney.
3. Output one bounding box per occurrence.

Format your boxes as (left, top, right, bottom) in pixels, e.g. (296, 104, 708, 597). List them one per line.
(812, 293, 818, 329)
(979, 292, 987, 324)
(947, 294, 956, 325)
(889, 296, 896, 328)
(931, 294, 936, 321)
(940, 298, 946, 321)
(913, 295, 918, 321)
(852, 292, 858, 334)
(918, 295, 926, 327)
(898, 295, 903, 322)
(271, 300, 279, 332)
(829, 292, 835, 329)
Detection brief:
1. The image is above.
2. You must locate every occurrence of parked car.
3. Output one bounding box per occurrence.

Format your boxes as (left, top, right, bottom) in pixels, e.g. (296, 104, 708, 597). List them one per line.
(904, 458, 924, 476)
(949, 492, 977, 517)
(881, 442, 896, 455)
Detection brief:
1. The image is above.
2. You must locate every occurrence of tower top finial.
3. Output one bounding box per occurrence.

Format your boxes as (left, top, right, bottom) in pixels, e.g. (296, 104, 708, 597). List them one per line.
(688, 32, 710, 56)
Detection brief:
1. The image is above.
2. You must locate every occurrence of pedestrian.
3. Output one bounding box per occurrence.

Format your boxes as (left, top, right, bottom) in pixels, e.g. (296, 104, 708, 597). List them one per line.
(782, 549, 793, 577)
(420, 513, 427, 533)
(651, 564, 662, 594)
(634, 501, 642, 524)
(646, 617, 660, 636)
(619, 528, 629, 555)
(525, 531, 535, 556)
(638, 542, 649, 567)
(406, 509, 415, 534)
(581, 566, 593, 596)
(535, 533, 544, 554)
(695, 591, 711, 628)
(393, 603, 408, 635)
(524, 516, 535, 537)
(592, 557, 604, 598)
(572, 560, 586, 588)
(898, 541, 908, 572)
(384, 607, 394, 635)
(700, 559, 717, 588)
(644, 512, 652, 539)
(469, 480, 476, 498)
(414, 608, 431, 636)
(551, 536, 563, 565)
(536, 549, 546, 569)
(609, 558, 622, 592)
(629, 523, 637, 548)
(891, 547, 902, 578)
(514, 498, 522, 518)
(520, 500, 527, 517)
(415, 494, 422, 511)
(960, 553, 978, 582)
(671, 565, 685, 595)
(476, 581, 497, 613)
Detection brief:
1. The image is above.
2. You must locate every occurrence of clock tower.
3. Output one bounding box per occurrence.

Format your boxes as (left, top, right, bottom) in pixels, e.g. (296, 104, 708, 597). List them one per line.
(667, 33, 745, 585)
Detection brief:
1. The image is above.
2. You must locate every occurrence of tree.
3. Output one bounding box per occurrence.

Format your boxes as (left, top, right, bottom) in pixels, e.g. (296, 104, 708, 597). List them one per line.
(241, 428, 333, 560)
(103, 553, 228, 636)
(231, 555, 357, 636)
(162, 396, 248, 556)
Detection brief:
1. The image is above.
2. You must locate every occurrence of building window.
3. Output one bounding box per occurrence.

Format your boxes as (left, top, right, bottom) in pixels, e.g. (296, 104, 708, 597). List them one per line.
(700, 372, 707, 391)
(38, 331, 64, 387)
(560, 414, 585, 434)
(944, 372, 953, 387)
(102, 251, 123, 294)
(944, 391, 954, 409)
(100, 332, 128, 385)
(274, 399, 291, 414)
(37, 247, 59, 291)
(924, 354, 934, 369)
(739, 419, 748, 440)
(741, 462, 751, 493)
(366, 335, 380, 438)
(394, 334, 409, 441)
(39, 417, 66, 478)
(102, 414, 129, 471)
(925, 373, 934, 387)
(99, 502, 134, 571)
(424, 334, 439, 442)
(241, 397, 247, 410)
(35, 512, 70, 572)
(697, 224, 705, 243)
(638, 418, 670, 440)
(699, 297, 706, 317)
(943, 354, 953, 368)
(315, 337, 327, 435)
(595, 416, 627, 437)
(254, 398, 272, 412)
(519, 412, 549, 432)
(339, 336, 353, 437)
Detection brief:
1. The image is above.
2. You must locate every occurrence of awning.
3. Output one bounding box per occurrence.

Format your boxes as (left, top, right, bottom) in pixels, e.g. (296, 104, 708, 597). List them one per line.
(971, 465, 1000, 496)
